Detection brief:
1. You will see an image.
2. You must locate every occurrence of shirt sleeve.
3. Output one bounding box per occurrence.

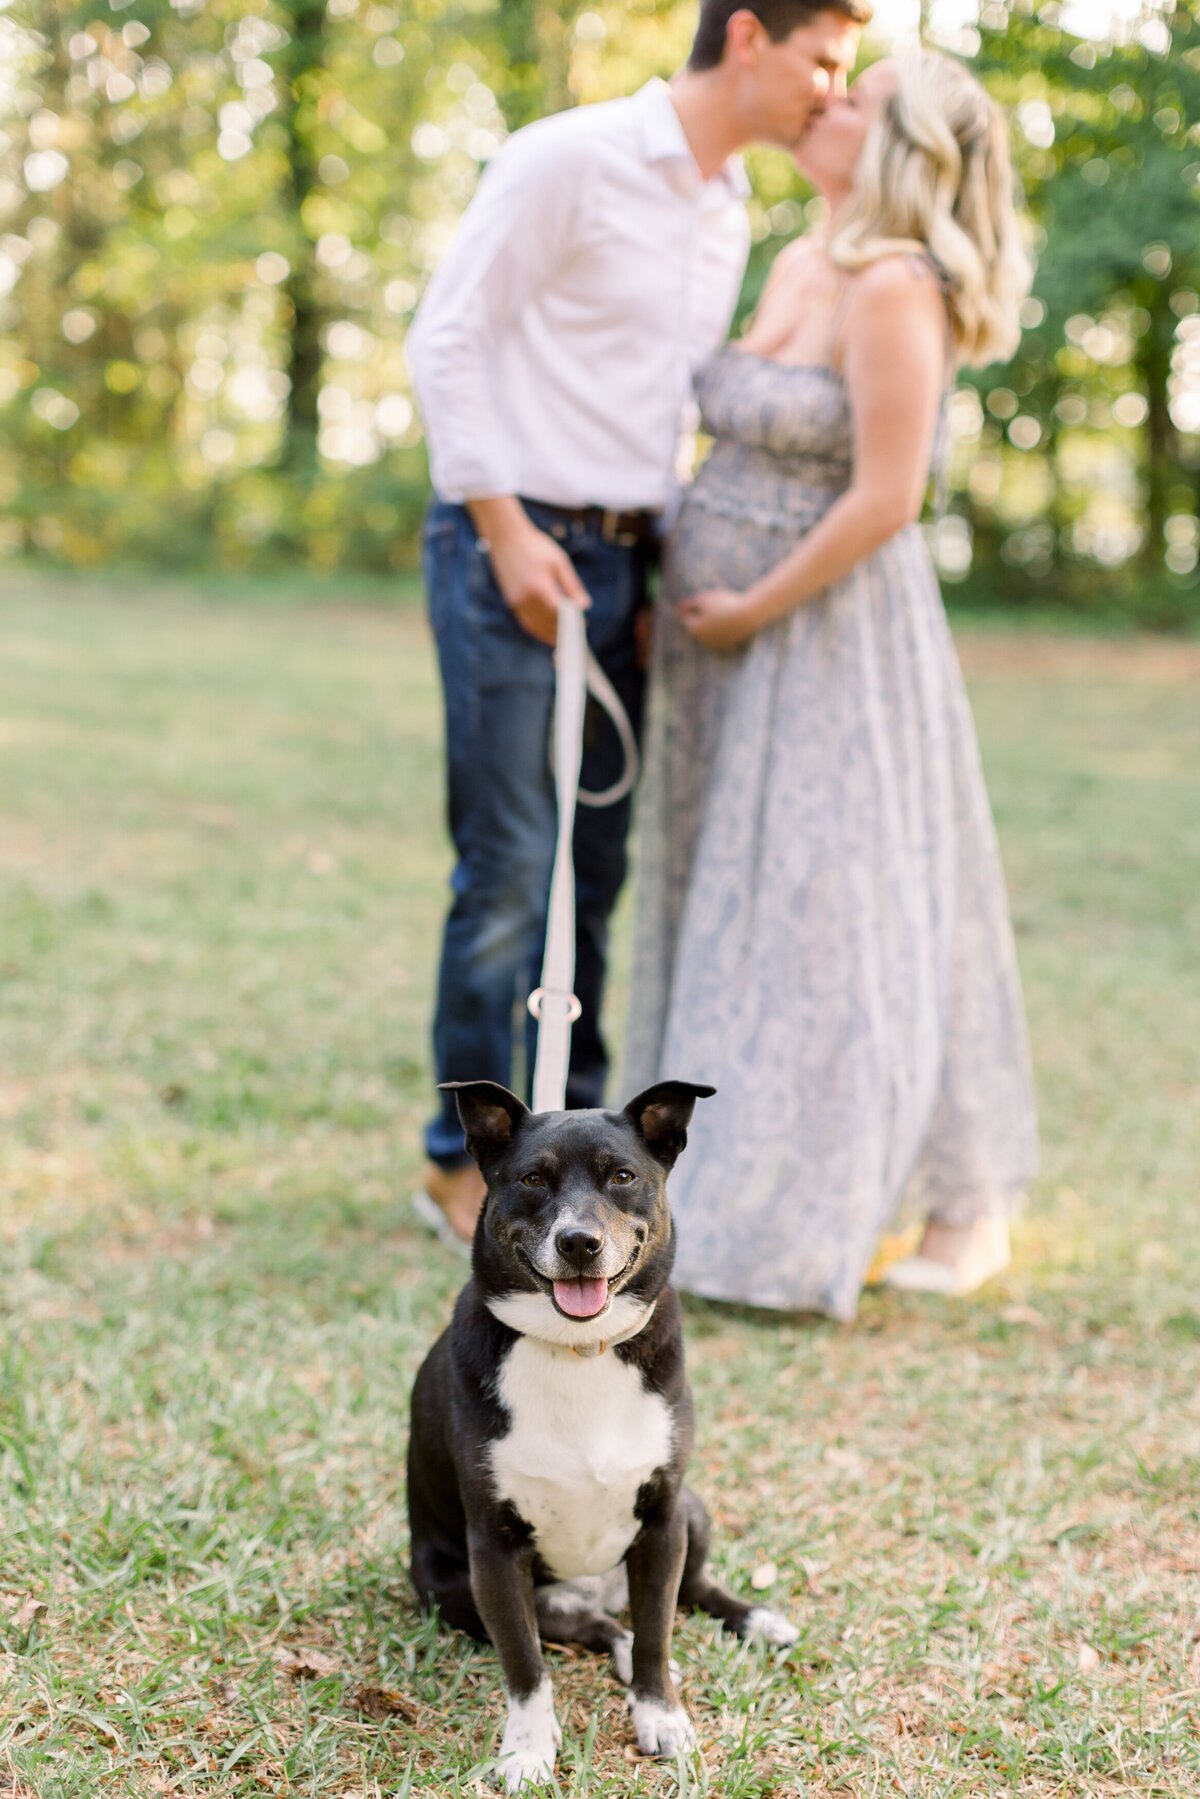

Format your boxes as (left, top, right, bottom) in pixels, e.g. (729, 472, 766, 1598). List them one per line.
(406, 117, 585, 503)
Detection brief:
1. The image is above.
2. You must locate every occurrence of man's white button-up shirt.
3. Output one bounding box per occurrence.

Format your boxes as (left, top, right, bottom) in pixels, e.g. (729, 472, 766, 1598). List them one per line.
(407, 79, 751, 513)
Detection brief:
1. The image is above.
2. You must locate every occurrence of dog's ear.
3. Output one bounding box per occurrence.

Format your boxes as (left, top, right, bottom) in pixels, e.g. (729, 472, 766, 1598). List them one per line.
(622, 1081, 716, 1170)
(440, 1081, 529, 1167)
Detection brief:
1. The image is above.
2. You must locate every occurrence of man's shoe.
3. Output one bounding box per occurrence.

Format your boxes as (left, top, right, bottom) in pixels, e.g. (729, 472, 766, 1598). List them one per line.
(411, 1160, 486, 1253)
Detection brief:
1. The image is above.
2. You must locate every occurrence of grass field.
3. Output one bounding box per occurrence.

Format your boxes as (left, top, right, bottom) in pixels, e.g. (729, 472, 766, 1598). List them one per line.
(1, 567, 1199, 1798)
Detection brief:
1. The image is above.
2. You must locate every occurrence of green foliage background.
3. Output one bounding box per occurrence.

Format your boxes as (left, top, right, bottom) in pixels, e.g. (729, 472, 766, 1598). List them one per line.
(2, 0, 1197, 618)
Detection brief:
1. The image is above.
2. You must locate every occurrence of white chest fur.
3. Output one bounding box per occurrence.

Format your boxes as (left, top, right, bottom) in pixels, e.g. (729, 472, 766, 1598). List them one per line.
(488, 1338, 674, 1581)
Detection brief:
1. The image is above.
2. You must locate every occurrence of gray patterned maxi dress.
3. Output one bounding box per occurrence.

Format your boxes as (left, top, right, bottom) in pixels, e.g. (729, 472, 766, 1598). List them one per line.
(622, 347, 1038, 1321)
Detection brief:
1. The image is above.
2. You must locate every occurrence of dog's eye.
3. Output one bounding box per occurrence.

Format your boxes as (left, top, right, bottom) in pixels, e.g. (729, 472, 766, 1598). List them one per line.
(519, 1171, 546, 1189)
(611, 1169, 636, 1186)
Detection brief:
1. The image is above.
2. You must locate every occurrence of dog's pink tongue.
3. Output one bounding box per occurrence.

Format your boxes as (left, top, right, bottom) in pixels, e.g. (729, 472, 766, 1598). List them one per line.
(553, 1277, 609, 1319)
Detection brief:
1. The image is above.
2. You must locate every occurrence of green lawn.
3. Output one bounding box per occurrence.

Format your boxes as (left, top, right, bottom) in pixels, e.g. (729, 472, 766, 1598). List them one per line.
(1, 568, 1198, 1798)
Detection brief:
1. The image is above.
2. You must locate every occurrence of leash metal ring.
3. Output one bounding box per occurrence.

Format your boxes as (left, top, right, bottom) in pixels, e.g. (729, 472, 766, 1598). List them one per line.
(527, 986, 583, 1024)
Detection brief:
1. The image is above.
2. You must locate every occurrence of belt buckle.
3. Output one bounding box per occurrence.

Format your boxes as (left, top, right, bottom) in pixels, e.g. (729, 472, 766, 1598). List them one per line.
(601, 506, 639, 547)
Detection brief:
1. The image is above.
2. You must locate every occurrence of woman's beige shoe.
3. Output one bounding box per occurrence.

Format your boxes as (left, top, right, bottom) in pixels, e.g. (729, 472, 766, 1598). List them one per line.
(881, 1215, 1011, 1297)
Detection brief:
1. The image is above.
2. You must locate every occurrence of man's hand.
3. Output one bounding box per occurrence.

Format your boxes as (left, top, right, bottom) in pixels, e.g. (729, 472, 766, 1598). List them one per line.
(677, 587, 762, 653)
(488, 524, 590, 646)
(466, 496, 589, 646)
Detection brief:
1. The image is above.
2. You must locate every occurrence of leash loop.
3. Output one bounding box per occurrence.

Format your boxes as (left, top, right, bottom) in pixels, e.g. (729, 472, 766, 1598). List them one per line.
(576, 652, 640, 809)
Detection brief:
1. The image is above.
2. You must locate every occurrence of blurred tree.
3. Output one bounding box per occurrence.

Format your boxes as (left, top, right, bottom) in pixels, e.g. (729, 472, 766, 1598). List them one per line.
(278, 0, 326, 481)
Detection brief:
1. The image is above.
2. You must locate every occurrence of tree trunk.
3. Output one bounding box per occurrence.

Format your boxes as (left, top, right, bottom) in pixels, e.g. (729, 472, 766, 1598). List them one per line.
(1138, 297, 1175, 577)
(279, 0, 326, 479)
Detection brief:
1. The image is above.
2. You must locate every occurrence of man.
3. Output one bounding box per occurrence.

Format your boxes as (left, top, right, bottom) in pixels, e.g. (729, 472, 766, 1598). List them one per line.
(407, 0, 868, 1242)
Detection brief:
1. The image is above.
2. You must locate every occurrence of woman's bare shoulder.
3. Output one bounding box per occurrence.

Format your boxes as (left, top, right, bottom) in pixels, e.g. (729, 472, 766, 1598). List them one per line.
(845, 253, 945, 310)
(839, 255, 948, 354)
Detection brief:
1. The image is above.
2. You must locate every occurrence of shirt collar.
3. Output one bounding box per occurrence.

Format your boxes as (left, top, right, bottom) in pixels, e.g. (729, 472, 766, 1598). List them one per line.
(633, 77, 750, 200)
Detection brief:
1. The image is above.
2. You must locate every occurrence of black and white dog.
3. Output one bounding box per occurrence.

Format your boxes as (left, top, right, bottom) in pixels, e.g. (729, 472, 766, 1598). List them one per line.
(407, 1079, 797, 1790)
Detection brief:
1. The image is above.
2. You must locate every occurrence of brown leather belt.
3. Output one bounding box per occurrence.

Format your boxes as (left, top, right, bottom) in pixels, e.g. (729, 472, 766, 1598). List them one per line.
(523, 499, 660, 550)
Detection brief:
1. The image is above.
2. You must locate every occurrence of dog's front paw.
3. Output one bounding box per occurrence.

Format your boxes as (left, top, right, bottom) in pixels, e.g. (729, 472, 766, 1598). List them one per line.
(743, 1605, 799, 1649)
(497, 1678, 561, 1791)
(627, 1695, 698, 1758)
(497, 1746, 557, 1793)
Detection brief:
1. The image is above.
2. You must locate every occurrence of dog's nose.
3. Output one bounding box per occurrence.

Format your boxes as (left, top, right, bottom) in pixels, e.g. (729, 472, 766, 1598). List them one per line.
(555, 1226, 603, 1266)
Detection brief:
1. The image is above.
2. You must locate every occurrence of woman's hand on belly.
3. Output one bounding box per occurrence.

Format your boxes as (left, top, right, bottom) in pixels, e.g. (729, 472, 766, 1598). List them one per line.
(677, 586, 765, 653)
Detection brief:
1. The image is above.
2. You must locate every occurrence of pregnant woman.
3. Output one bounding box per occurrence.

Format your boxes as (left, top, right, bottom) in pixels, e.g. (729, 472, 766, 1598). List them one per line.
(623, 50, 1039, 1321)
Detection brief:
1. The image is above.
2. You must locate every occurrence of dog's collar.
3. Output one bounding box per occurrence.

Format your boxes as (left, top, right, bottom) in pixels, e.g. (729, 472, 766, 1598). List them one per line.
(485, 1290, 659, 1356)
(567, 1298, 657, 1359)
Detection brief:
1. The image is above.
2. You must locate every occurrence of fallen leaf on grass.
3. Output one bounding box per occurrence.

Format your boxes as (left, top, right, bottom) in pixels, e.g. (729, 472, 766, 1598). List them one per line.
(750, 1561, 779, 1590)
(274, 1646, 340, 1680)
(823, 1446, 865, 1473)
(350, 1682, 419, 1723)
(1076, 1642, 1101, 1672)
(1000, 1304, 1046, 1327)
(795, 1559, 826, 1597)
(8, 1597, 45, 1633)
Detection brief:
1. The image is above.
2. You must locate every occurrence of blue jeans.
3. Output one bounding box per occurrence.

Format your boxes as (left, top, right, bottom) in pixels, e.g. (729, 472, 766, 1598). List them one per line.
(423, 499, 651, 1167)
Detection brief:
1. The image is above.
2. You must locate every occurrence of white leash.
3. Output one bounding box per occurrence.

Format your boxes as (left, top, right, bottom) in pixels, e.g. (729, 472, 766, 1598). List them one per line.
(528, 602, 638, 1113)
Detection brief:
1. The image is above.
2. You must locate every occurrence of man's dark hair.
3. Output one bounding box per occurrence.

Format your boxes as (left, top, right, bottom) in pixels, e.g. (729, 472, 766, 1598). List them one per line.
(689, 0, 872, 71)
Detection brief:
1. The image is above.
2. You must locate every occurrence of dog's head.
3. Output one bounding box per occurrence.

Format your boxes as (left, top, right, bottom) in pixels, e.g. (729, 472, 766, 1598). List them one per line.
(441, 1079, 715, 1349)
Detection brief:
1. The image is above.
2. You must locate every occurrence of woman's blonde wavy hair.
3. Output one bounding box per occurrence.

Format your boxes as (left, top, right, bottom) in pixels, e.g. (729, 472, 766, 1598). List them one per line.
(828, 50, 1032, 368)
